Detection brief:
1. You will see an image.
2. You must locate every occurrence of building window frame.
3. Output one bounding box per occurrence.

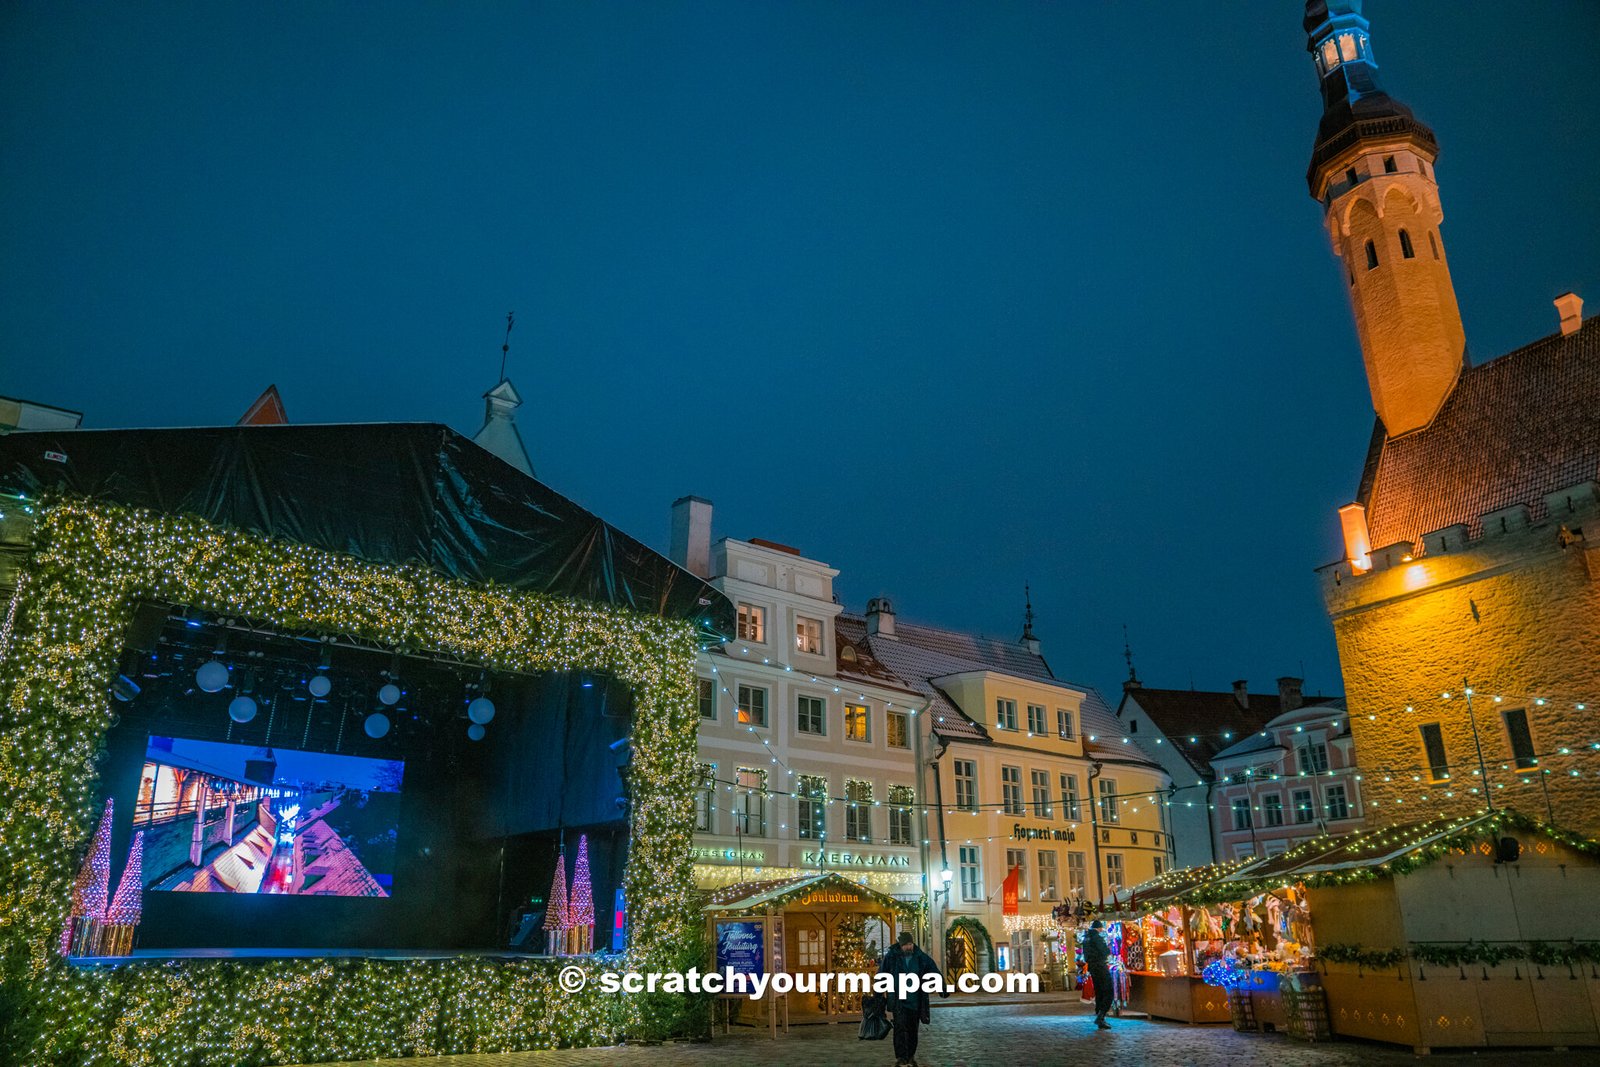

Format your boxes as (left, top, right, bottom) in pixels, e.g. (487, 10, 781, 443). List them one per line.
(888, 784, 914, 845)
(695, 762, 717, 832)
(1057, 708, 1075, 740)
(845, 778, 873, 843)
(1325, 782, 1350, 820)
(1419, 722, 1450, 781)
(797, 773, 827, 840)
(1098, 777, 1120, 824)
(1291, 788, 1314, 825)
(844, 702, 871, 743)
(886, 710, 910, 749)
(1232, 796, 1252, 830)
(796, 694, 825, 736)
(954, 759, 978, 813)
(794, 615, 823, 656)
(959, 845, 982, 901)
(1006, 848, 1029, 901)
(736, 602, 766, 643)
(1061, 773, 1080, 821)
(996, 698, 1018, 731)
(1067, 850, 1087, 896)
(735, 767, 768, 836)
(1037, 849, 1059, 901)
(1262, 793, 1284, 827)
(1026, 703, 1046, 735)
(698, 677, 716, 721)
(1030, 769, 1052, 819)
(737, 685, 768, 728)
(1503, 708, 1538, 770)
(1105, 852, 1125, 892)
(1001, 765, 1024, 816)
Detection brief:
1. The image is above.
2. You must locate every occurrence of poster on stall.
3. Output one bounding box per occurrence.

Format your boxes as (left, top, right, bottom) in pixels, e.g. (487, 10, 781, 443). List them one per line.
(715, 920, 764, 977)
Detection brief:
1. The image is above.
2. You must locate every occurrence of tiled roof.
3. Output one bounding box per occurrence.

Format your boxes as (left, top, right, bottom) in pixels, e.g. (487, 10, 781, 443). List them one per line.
(836, 613, 1122, 748)
(1360, 316, 1600, 549)
(1118, 687, 1341, 777)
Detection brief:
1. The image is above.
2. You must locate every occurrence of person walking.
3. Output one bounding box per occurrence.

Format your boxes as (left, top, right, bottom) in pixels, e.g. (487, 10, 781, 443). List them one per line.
(878, 931, 947, 1067)
(1082, 919, 1115, 1029)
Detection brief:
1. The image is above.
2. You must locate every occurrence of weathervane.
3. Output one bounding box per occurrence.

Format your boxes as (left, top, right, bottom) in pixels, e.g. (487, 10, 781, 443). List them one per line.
(499, 311, 515, 382)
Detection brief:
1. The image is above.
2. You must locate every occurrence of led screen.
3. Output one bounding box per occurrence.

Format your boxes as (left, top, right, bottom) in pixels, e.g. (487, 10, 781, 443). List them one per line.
(134, 736, 404, 897)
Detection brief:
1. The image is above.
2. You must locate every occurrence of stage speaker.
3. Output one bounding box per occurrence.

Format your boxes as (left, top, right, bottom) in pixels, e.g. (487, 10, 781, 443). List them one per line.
(124, 601, 170, 653)
(1495, 836, 1521, 864)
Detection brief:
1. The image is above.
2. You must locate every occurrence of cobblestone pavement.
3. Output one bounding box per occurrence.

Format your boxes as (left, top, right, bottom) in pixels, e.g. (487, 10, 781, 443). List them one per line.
(299, 996, 1600, 1067)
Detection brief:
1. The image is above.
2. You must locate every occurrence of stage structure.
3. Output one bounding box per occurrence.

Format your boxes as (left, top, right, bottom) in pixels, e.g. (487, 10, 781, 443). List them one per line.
(0, 423, 733, 1066)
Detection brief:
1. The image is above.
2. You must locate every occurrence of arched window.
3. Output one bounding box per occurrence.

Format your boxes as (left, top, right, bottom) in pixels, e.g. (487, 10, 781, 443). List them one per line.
(1399, 230, 1415, 259)
(1365, 240, 1379, 270)
(1429, 232, 1440, 259)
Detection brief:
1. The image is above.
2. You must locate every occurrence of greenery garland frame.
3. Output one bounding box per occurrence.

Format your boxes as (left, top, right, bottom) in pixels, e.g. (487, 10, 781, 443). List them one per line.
(945, 916, 995, 973)
(0, 498, 705, 1065)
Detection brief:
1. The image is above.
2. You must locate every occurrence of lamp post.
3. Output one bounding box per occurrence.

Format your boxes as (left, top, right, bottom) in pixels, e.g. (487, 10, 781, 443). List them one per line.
(1461, 679, 1495, 813)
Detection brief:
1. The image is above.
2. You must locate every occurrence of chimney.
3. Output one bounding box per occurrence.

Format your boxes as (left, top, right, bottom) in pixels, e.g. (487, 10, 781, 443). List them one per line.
(669, 496, 712, 578)
(1231, 680, 1249, 709)
(1556, 292, 1584, 337)
(866, 597, 896, 639)
(1277, 676, 1304, 712)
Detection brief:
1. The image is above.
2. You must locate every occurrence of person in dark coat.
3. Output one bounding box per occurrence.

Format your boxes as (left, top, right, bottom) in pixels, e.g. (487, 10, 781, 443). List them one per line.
(878, 931, 947, 1067)
(1082, 919, 1114, 1029)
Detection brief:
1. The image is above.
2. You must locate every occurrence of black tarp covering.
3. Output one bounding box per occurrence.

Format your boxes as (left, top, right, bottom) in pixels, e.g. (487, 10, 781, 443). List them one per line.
(0, 423, 732, 640)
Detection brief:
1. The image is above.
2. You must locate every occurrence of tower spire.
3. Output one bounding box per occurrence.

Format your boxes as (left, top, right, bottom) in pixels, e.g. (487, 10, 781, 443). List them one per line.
(473, 312, 534, 477)
(1019, 584, 1040, 654)
(1122, 624, 1139, 686)
(1304, 0, 1465, 437)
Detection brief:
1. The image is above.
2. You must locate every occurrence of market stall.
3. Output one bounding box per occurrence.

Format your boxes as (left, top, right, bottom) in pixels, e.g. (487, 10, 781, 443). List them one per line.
(1120, 810, 1600, 1052)
(1106, 863, 1261, 1023)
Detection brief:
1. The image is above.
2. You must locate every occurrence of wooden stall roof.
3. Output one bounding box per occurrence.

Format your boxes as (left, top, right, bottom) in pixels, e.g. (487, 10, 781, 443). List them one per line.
(703, 872, 917, 916)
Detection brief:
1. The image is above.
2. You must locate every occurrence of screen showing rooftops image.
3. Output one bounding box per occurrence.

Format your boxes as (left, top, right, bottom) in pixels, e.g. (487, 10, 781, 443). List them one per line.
(134, 736, 404, 897)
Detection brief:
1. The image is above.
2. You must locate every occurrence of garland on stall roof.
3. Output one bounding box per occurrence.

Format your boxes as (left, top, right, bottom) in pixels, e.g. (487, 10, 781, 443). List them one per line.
(0, 497, 706, 1064)
(1317, 941, 1600, 972)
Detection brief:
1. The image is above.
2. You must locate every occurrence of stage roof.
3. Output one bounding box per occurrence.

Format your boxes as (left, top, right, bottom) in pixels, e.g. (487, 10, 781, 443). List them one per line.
(0, 423, 733, 642)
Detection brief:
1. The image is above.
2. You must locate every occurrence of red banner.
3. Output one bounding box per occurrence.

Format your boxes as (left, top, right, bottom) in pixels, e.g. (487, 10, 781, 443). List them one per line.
(1002, 866, 1019, 916)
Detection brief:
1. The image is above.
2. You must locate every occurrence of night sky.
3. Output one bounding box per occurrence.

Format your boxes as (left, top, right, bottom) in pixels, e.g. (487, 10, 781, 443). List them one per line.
(4, 2, 1597, 702)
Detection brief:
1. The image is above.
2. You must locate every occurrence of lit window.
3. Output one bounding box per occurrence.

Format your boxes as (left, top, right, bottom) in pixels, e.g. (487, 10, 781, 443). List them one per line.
(886, 710, 909, 749)
(1365, 240, 1379, 270)
(1399, 229, 1415, 259)
(736, 603, 765, 643)
(794, 616, 822, 655)
(737, 685, 768, 727)
(1322, 38, 1339, 70)
(844, 702, 870, 742)
(1339, 33, 1357, 62)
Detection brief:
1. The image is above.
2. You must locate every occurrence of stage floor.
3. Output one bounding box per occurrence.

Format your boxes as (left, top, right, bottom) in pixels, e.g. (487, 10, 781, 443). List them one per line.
(67, 947, 541, 966)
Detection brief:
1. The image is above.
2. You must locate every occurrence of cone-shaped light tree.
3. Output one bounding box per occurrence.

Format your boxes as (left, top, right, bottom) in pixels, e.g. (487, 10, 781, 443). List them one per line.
(569, 835, 594, 953)
(542, 851, 569, 955)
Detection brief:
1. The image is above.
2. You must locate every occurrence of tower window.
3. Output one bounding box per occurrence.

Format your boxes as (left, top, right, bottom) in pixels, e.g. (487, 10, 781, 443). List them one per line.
(1399, 230, 1415, 259)
(1321, 39, 1339, 71)
(1365, 240, 1379, 270)
(1383, 155, 1398, 174)
(1429, 232, 1440, 259)
(1345, 166, 1359, 188)
(1338, 34, 1358, 62)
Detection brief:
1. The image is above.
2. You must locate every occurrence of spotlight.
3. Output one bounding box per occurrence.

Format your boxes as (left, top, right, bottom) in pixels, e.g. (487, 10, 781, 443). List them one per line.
(308, 674, 332, 698)
(608, 735, 631, 753)
(365, 712, 391, 738)
(467, 697, 496, 725)
(467, 723, 486, 741)
(195, 659, 229, 693)
(228, 695, 258, 723)
(112, 675, 141, 702)
(377, 683, 401, 706)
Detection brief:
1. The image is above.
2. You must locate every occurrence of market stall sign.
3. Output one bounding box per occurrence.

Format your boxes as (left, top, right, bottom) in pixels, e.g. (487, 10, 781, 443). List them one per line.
(797, 888, 869, 906)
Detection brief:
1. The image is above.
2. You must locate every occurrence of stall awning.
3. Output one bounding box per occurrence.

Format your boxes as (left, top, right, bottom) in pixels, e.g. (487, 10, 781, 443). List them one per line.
(1115, 809, 1600, 912)
(703, 872, 917, 916)
(0, 423, 733, 642)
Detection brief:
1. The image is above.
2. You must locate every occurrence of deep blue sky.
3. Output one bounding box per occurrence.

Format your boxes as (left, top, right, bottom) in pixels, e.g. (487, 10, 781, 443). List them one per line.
(4, 2, 1597, 702)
